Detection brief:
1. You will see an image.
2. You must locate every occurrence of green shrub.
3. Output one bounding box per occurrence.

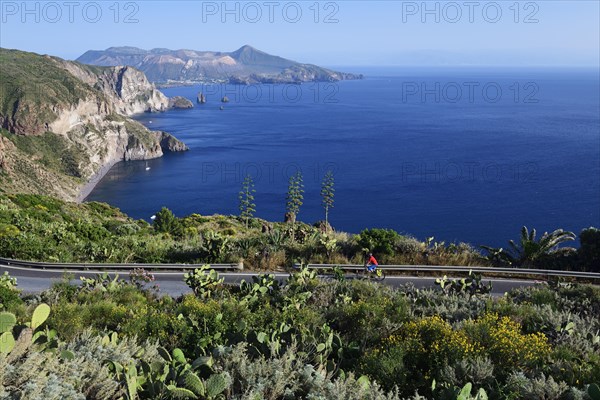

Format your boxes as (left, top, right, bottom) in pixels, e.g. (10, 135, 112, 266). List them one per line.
(327, 280, 409, 355)
(502, 372, 569, 400)
(530, 287, 560, 309)
(0, 271, 18, 291)
(0, 223, 20, 238)
(42, 279, 79, 304)
(357, 228, 400, 256)
(395, 235, 423, 254)
(120, 304, 186, 350)
(86, 301, 129, 332)
(7, 193, 64, 213)
(0, 336, 121, 399)
(1, 267, 599, 398)
(399, 284, 488, 323)
(0, 272, 22, 311)
(0, 285, 23, 311)
(175, 296, 229, 353)
(153, 207, 183, 237)
(71, 221, 110, 241)
(198, 231, 231, 262)
(217, 342, 401, 400)
(48, 303, 91, 341)
(360, 342, 407, 391)
(439, 357, 496, 391)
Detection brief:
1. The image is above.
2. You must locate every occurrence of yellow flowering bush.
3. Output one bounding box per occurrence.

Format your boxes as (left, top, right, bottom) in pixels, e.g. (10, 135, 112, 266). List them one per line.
(463, 313, 551, 371)
(361, 315, 481, 392)
(361, 313, 552, 394)
(402, 315, 481, 359)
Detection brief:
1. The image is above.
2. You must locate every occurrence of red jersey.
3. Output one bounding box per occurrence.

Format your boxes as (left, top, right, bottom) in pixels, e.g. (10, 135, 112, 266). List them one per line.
(368, 255, 378, 265)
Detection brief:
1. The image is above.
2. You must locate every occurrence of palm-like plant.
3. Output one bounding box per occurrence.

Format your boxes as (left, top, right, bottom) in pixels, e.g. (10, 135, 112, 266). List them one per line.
(482, 226, 576, 267)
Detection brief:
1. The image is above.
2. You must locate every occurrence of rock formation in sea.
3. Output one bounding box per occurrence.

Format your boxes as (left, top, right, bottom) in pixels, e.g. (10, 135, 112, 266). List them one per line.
(158, 131, 189, 152)
(168, 96, 194, 109)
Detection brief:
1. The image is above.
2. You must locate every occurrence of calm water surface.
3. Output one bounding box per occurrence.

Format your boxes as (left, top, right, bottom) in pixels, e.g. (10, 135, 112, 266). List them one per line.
(87, 68, 600, 247)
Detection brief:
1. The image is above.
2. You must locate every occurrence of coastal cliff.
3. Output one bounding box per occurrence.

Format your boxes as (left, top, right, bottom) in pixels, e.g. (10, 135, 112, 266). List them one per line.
(0, 48, 188, 201)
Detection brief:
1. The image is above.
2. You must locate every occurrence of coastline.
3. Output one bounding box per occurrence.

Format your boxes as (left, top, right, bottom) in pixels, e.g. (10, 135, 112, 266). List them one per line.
(154, 76, 364, 89)
(75, 159, 120, 203)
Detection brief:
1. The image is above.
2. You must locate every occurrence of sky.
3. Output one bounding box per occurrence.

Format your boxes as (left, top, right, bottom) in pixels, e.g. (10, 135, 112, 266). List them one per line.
(0, 0, 599, 67)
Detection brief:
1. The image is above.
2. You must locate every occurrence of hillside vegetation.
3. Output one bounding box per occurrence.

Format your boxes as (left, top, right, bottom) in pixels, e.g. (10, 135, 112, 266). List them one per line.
(0, 194, 597, 273)
(0, 49, 105, 134)
(0, 194, 480, 267)
(1, 266, 599, 399)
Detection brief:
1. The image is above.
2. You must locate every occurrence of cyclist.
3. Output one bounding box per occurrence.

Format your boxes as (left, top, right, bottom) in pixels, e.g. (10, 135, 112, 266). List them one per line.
(366, 252, 379, 272)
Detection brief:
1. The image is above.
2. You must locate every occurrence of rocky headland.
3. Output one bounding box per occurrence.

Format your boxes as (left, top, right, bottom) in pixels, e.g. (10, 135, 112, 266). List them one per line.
(0, 48, 188, 202)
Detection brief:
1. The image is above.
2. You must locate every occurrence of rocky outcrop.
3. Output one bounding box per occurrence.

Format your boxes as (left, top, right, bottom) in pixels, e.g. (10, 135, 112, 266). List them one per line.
(0, 137, 8, 171)
(0, 48, 188, 202)
(158, 131, 189, 152)
(168, 96, 194, 109)
(36, 66, 180, 183)
(2, 57, 169, 138)
(58, 61, 168, 115)
(99, 66, 168, 114)
(197, 92, 206, 104)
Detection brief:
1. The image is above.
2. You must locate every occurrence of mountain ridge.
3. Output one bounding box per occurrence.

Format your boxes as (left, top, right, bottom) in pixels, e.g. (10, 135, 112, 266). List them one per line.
(77, 45, 363, 85)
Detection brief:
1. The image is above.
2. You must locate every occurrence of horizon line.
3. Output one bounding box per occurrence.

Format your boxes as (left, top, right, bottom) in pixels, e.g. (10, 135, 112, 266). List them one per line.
(2, 46, 598, 69)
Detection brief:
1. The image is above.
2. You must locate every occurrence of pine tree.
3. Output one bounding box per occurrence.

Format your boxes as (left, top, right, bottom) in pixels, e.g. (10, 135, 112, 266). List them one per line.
(239, 175, 256, 229)
(286, 171, 304, 224)
(153, 207, 183, 236)
(320, 170, 335, 230)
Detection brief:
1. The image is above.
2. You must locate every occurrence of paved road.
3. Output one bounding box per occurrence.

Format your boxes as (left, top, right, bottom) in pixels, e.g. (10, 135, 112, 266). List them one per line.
(1, 264, 535, 297)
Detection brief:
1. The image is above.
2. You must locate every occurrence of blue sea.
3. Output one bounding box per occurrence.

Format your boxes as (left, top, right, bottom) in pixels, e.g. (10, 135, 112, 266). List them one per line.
(86, 67, 600, 248)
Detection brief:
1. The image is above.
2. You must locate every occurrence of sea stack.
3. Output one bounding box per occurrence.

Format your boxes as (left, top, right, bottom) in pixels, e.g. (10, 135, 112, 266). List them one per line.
(197, 92, 206, 104)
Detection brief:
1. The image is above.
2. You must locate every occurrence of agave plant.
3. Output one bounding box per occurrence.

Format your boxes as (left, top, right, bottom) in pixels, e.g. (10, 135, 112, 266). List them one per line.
(482, 226, 575, 267)
(266, 229, 287, 251)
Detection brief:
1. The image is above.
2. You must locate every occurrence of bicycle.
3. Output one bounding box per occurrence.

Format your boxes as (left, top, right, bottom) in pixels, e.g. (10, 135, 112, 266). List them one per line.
(357, 264, 386, 282)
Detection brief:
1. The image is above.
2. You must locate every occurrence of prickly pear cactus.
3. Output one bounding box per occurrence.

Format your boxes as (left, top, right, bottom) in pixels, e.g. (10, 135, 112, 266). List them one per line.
(183, 371, 205, 397)
(0, 331, 15, 353)
(31, 303, 50, 330)
(0, 311, 17, 353)
(0, 311, 16, 333)
(167, 385, 197, 399)
(205, 373, 231, 399)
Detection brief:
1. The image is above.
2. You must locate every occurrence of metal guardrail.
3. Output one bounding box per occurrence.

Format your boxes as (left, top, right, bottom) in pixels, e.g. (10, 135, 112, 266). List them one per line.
(294, 263, 600, 280)
(1, 257, 598, 280)
(0, 257, 243, 271)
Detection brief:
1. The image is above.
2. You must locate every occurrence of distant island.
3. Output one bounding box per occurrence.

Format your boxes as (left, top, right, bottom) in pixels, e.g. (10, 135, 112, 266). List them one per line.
(76, 45, 363, 85)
